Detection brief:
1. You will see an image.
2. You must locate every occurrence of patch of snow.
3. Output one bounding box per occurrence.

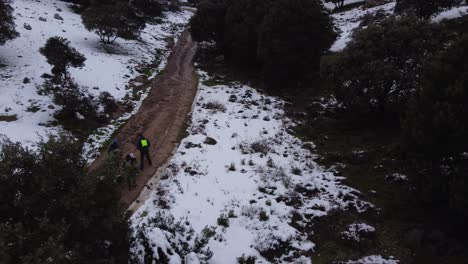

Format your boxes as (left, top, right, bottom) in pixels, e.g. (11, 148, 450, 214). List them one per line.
(330, 1, 396, 52)
(323, 0, 366, 10)
(0, 0, 191, 147)
(130, 70, 373, 263)
(385, 173, 408, 182)
(432, 5, 468, 22)
(344, 255, 399, 264)
(341, 223, 375, 242)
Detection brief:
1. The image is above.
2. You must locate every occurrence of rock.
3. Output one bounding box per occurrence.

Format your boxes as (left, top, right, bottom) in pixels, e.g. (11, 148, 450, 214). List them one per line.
(54, 13, 63, 20)
(23, 77, 31, 84)
(56, 8, 63, 12)
(228, 94, 237, 102)
(203, 137, 217, 145)
(263, 116, 270, 121)
(47, 105, 55, 110)
(39, 17, 47, 22)
(23, 23, 32, 30)
(265, 98, 272, 105)
(185, 142, 202, 149)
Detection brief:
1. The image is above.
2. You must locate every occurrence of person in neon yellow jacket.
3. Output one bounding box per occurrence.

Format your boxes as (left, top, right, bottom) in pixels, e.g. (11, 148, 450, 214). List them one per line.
(137, 133, 152, 170)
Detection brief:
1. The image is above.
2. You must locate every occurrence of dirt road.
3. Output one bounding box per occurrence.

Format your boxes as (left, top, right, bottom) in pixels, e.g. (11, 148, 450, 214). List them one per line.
(89, 30, 198, 208)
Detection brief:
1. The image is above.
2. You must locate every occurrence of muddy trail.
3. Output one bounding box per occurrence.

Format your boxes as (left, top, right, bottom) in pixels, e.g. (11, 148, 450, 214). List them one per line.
(89, 30, 198, 208)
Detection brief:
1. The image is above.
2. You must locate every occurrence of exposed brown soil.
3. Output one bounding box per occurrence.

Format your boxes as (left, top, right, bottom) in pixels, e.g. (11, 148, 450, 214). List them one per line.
(89, 30, 198, 208)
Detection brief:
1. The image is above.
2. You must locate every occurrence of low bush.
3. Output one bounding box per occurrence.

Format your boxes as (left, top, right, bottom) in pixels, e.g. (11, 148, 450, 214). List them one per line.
(0, 134, 131, 263)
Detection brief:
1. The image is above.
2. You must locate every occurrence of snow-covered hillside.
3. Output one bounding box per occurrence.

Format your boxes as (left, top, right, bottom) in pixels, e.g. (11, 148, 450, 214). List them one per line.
(0, 0, 190, 145)
(329, 1, 396, 52)
(130, 71, 373, 263)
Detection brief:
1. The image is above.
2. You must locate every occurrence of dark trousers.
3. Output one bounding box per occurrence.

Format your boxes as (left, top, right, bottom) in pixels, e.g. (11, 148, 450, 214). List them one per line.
(140, 150, 152, 170)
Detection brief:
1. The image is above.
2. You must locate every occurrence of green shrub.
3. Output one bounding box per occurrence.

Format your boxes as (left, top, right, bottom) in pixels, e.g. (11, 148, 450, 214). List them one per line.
(402, 35, 468, 222)
(0, 134, 131, 263)
(0, 0, 18, 45)
(217, 214, 229, 227)
(322, 15, 444, 123)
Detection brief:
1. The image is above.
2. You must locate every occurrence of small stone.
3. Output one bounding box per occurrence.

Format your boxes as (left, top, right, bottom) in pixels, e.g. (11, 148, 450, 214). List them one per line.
(228, 94, 237, 102)
(54, 13, 63, 20)
(39, 17, 47, 22)
(23, 23, 32, 30)
(48, 105, 55, 109)
(203, 137, 217, 145)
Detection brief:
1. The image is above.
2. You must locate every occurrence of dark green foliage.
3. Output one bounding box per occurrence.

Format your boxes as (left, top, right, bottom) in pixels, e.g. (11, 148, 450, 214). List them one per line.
(52, 79, 99, 124)
(99, 91, 119, 114)
(132, 0, 163, 19)
(190, 0, 228, 44)
(0, 135, 131, 263)
(237, 254, 257, 264)
(322, 16, 443, 122)
(259, 210, 269, 221)
(223, 0, 273, 66)
(402, 35, 468, 221)
(217, 213, 229, 227)
(258, 0, 335, 89)
(0, 0, 18, 45)
(81, 3, 145, 44)
(190, 0, 334, 91)
(403, 35, 468, 156)
(39, 37, 86, 83)
(395, 0, 460, 19)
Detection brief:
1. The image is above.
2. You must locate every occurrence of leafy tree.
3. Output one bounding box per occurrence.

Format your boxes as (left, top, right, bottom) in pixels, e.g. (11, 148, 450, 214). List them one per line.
(403, 34, 468, 156)
(0, 0, 18, 45)
(395, 0, 460, 19)
(258, 0, 335, 90)
(223, 0, 273, 66)
(322, 16, 444, 122)
(402, 34, 468, 224)
(0, 134, 131, 263)
(190, 0, 228, 44)
(81, 3, 145, 44)
(39, 37, 86, 83)
(132, 0, 163, 19)
(191, 0, 334, 91)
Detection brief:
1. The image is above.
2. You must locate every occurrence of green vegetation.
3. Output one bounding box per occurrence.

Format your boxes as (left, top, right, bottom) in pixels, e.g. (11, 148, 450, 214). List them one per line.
(0, 0, 18, 45)
(0, 134, 131, 263)
(190, 0, 335, 91)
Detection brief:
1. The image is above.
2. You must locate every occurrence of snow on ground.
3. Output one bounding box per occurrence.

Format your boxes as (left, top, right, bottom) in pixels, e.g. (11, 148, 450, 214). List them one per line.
(130, 71, 373, 263)
(432, 4, 468, 22)
(0, 0, 191, 146)
(341, 223, 375, 242)
(330, 1, 395, 52)
(323, 0, 366, 11)
(343, 255, 399, 264)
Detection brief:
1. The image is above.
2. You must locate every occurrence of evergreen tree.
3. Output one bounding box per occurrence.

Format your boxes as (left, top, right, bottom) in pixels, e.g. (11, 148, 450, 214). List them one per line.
(39, 36, 86, 83)
(0, 0, 18, 45)
(81, 3, 145, 44)
(190, 0, 228, 44)
(258, 0, 335, 90)
(0, 135, 131, 263)
(322, 16, 443, 122)
(395, 0, 459, 19)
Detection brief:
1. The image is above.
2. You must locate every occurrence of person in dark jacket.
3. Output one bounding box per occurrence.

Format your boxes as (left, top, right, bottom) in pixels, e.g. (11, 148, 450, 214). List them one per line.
(108, 139, 120, 155)
(137, 133, 152, 170)
(123, 153, 138, 190)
